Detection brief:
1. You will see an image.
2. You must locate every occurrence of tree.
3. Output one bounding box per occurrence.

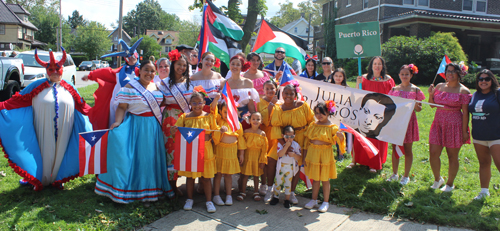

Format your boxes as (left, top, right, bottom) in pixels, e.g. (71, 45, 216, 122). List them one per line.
(5, 0, 56, 11)
(177, 20, 201, 48)
(130, 35, 162, 59)
(269, 1, 300, 28)
(73, 21, 112, 60)
(67, 10, 86, 29)
(28, 3, 72, 50)
(240, 0, 267, 51)
(123, 0, 180, 36)
(297, 0, 322, 27)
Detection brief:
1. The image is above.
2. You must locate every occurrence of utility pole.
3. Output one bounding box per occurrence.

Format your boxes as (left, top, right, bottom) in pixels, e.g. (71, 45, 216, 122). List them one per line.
(307, 13, 312, 45)
(59, 0, 62, 51)
(117, 0, 123, 67)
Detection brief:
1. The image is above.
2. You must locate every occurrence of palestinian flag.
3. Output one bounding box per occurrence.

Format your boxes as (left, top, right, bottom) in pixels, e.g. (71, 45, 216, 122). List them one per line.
(198, 1, 242, 66)
(206, 0, 244, 40)
(252, 20, 308, 66)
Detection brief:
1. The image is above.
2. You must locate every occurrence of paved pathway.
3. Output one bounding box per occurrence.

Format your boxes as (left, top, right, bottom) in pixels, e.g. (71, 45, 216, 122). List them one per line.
(141, 177, 475, 231)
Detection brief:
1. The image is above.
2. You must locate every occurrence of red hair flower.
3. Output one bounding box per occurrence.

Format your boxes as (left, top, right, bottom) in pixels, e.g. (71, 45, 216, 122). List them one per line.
(168, 49, 181, 62)
(408, 64, 419, 74)
(214, 58, 221, 68)
(194, 85, 208, 98)
(242, 61, 251, 72)
(325, 100, 336, 115)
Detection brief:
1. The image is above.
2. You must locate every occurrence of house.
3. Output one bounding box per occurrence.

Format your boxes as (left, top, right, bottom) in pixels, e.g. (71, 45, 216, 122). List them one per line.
(106, 27, 132, 67)
(0, 1, 44, 51)
(145, 30, 179, 55)
(314, 0, 500, 71)
(281, 16, 315, 44)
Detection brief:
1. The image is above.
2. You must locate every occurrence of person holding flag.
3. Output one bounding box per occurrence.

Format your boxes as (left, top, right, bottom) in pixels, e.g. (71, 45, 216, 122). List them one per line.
(0, 47, 93, 191)
(191, 52, 224, 110)
(387, 64, 425, 185)
(264, 48, 297, 82)
(94, 60, 174, 205)
(267, 84, 315, 204)
(428, 62, 471, 192)
(170, 91, 226, 213)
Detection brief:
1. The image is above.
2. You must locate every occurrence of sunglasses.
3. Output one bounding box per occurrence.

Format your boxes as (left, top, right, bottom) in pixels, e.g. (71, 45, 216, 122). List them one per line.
(478, 76, 492, 82)
(284, 135, 295, 139)
(322, 62, 332, 65)
(275, 51, 285, 54)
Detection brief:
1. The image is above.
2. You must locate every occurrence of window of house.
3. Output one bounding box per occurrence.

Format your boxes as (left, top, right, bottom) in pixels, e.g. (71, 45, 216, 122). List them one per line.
(418, 0, 429, 6)
(463, 0, 487, 13)
(346, 0, 351, 7)
(306, 27, 309, 33)
(404, 0, 428, 6)
(0, 25, 5, 35)
(403, 0, 414, 4)
(363, 0, 368, 8)
(166, 38, 172, 44)
(294, 27, 297, 33)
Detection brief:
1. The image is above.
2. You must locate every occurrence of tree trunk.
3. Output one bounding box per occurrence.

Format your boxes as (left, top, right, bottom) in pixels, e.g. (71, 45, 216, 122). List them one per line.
(241, 0, 259, 52)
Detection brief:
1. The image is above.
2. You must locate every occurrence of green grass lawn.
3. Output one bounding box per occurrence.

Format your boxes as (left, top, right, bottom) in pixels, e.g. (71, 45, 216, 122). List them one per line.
(0, 83, 499, 230)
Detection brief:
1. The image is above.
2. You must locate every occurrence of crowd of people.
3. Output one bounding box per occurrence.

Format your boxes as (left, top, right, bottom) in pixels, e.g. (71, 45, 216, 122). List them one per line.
(1, 41, 499, 214)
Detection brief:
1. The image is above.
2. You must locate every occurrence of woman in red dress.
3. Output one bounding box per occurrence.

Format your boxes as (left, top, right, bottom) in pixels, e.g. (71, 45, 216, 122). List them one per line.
(351, 56, 395, 172)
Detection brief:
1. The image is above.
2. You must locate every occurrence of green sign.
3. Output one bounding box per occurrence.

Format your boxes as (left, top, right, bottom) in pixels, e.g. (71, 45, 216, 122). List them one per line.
(335, 21, 381, 59)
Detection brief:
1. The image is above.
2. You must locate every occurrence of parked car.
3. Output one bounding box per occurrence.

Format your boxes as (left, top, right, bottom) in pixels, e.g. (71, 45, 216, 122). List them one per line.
(79, 61, 96, 71)
(92, 60, 102, 69)
(17, 50, 77, 87)
(0, 57, 24, 100)
(101, 61, 109, 68)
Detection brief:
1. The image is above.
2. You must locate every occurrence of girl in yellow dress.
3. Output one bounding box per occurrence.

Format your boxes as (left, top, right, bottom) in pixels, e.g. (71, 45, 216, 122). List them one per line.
(240, 112, 268, 201)
(303, 101, 345, 213)
(170, 91, 226, 213)
(267, 84, 315, 204)
(212, 102, 246, 206)
(257, 80, 279, 196)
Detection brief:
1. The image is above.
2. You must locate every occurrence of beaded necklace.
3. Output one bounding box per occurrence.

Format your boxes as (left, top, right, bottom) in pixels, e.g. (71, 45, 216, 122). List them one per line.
(52, 83, 59, 142)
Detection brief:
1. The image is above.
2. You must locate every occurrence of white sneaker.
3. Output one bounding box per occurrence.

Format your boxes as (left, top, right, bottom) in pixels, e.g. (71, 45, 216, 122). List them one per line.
(400, 177, 410, 185)
(304, 199, 319, 209)
(225, 195, 233, 205)
(213, 195, 225, 206)
(387, 174, 399, 182)
(474, 192, 490, 200)
(318, 202, 329, 213)
(259, 184, 267, 196)
(183, 199, 194, 210)
(290, 192, 299, 204)
(431, 177, 445, 189)
(264, 188, 274, 202)
(206, 202, 216, 213)
(440, 184, 454, 192)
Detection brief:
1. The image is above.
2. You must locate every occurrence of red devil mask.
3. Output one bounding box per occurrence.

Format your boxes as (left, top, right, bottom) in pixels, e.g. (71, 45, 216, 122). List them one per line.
(35, 48, 66, 76)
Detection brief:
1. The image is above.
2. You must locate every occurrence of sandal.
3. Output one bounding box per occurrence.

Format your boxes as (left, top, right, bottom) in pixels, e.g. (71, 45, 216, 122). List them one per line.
(346, 163, 356, 169)
(369, 168, 377, 173)
(253, 192, 261, 201)
(236, 192, 246, 201)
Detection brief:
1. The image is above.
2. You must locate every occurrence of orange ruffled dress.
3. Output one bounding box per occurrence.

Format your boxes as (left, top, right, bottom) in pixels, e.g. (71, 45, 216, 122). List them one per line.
(241, 132, 268, 176)
(270, 102, 315, 165)
(257, 98, 280, 160)
(174, 112, 219, 179)
(304, 123, 346, 181)
(213, 116, 246, 174)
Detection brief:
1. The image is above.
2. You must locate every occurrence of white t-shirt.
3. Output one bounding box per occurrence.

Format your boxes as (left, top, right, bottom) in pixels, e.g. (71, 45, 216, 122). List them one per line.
(277, 141, 301, 164)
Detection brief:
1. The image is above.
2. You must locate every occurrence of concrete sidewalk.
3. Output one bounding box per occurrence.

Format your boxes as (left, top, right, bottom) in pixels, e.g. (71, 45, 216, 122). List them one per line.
(142, 177, 474, 231)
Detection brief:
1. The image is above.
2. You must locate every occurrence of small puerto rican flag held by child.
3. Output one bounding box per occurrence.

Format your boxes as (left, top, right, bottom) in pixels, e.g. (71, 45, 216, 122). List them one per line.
(174, 127, 205, 172)
(221, 82, 240, 132)
(299, 166, 313, 189)
(79, 129, 109, 176)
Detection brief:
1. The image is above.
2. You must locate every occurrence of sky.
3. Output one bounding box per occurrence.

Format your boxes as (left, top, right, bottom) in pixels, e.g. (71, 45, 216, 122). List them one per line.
(60, 0, 305, 30)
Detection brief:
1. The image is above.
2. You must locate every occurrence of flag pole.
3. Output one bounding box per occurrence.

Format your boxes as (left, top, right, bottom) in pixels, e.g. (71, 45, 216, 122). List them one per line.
(431, 73, 439, 86)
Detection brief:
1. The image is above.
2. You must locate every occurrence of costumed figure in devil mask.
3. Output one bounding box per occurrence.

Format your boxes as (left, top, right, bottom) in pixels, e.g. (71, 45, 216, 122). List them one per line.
(82, 38, 143, 130)
(0, 47, 93, 190)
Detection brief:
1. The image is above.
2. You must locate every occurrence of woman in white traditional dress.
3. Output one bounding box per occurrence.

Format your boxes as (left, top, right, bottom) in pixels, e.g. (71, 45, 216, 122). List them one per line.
(190, 52, 224, 110)
(95, 60, 174, 204)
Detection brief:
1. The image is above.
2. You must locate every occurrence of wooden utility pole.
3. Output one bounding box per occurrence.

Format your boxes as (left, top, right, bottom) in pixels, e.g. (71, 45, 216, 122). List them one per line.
(307, 13, 312, 44)
(117, 0, 123, 67)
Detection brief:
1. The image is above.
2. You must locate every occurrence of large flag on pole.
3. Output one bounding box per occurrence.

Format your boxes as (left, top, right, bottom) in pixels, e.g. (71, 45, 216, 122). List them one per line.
(221, 82, 240, 132)
(436, 55, 452, 80)
(198, 0, 243, 66)
(79, 130, 109, 176)
(252, 20, 308, 66)
(174, 127, 205, 172)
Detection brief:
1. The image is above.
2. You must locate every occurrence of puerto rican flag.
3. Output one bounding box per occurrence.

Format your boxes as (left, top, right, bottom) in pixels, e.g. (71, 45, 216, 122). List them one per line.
(436, 55, 452, 80)
(174, 127, 205, 172)
(340, 123, 379, 158)
(79, 130, 109, 176)
(395, 145, 405, 159)
(221, 82, 240, 132)
(299, 166, 313, 189)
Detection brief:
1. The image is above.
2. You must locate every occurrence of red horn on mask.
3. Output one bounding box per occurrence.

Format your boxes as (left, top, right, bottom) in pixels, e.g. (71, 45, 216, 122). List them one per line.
(34, 49, 48, 68)
(57, 47, 67, 68)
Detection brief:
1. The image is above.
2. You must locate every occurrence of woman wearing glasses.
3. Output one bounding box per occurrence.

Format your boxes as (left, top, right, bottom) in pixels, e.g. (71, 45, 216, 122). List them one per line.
(468, 69, 500, 199)
(315, 57, 334, 82)
(428, 62, 471, 192)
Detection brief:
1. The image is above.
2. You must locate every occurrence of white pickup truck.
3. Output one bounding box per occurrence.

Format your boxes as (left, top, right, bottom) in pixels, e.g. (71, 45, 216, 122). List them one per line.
(0, 57, 24, 101)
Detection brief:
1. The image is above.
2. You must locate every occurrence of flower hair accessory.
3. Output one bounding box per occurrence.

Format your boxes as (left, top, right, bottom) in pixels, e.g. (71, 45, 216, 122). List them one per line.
(459, 61, 469, 76)
(193, 85, 208, 98)
(242, 61, 251, 72)
(292, 82, 302, 94)
(242, 111, 251, 124)
(408, 64, 418, 74)
(168, 49, 181, 62)
(325, 100, 336, 115)
(214, 58, 221, 68)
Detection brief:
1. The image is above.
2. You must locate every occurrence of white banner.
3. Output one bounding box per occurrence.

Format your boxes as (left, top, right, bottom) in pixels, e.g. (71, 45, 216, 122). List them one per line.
(295, 77, 416, 146)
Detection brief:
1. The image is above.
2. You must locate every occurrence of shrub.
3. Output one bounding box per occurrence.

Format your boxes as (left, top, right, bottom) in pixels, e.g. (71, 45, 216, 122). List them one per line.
(382, 32, 467, 85)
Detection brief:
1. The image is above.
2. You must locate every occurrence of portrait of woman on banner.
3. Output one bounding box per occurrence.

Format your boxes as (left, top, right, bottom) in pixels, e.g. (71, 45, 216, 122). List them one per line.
(355, 93, 396, 139)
